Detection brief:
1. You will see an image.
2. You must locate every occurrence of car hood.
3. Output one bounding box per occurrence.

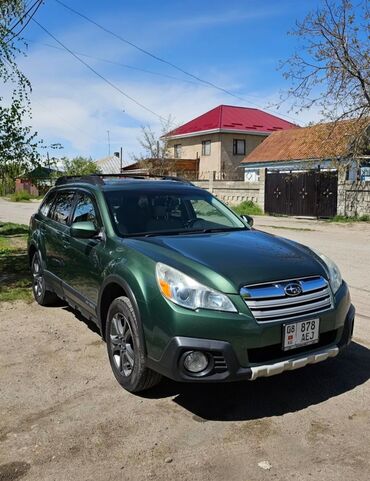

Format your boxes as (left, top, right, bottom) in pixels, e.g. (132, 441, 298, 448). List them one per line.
(127, 230, 327, 294)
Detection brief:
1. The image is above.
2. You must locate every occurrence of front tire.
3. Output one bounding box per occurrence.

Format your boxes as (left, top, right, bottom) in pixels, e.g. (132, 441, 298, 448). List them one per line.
(106, 296, 161, 393)
(31, 251, 58, 306)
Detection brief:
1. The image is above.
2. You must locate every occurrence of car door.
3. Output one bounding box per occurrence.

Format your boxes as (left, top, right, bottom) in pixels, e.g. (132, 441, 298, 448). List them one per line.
(43, 190, 76, 285)
(66, 191, 105, 315)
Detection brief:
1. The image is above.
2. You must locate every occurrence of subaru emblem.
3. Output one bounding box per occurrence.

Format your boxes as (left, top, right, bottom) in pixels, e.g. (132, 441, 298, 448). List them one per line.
(284, 282, 302, 296)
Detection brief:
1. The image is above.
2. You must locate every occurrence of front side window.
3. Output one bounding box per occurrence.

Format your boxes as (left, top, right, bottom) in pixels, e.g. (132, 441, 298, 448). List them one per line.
(174, 144, 182, 159)
(72, 194, 99, 227)
(201, 140, 211, 156)
(104, 189, 246, 237)
(233, 139, 246, 155)
(49, 192, 75, 225)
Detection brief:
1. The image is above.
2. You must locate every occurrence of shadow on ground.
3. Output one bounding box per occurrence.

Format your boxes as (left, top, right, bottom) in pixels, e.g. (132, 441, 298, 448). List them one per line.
(142, 342, 370, 421)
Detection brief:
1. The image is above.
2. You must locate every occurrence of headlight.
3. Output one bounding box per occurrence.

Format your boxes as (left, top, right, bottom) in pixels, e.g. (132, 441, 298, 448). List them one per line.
(156, 262, 237, 312)
(313, 250, 342, 293)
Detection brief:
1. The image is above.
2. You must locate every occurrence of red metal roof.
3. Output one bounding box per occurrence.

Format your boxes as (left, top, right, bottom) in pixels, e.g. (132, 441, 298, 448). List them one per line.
(166, 105, 297, 137)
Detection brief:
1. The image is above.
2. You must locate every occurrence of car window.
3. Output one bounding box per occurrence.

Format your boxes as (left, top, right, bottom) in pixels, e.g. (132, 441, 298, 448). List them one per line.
(190, 199, 233, 227)
(72, 194, 99, 227)
(49, 192, 75, 225)
(104, 189, 246, 236)
(39, 191, 56, 217)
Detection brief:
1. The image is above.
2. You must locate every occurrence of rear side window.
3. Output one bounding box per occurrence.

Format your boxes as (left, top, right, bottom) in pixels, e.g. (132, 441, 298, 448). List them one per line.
(39, 191, 56, 217)
(49, 192, 75, 225)
(72, 194, 99, 227)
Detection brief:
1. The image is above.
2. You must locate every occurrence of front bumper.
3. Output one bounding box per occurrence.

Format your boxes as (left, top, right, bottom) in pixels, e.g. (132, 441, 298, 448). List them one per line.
(147, 304, 355, 382)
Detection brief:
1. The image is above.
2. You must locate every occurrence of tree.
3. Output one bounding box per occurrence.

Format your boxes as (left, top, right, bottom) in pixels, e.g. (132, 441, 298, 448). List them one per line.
(0, 1, 43, 193)
(61, 156, 102, 176)
(281, 0, 369, 123)
(133, 116, 177, 175)
(0, 97, 41, 194)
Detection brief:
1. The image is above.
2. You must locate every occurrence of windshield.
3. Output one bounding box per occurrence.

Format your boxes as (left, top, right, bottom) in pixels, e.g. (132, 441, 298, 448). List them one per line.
(104, 188, 247, 237)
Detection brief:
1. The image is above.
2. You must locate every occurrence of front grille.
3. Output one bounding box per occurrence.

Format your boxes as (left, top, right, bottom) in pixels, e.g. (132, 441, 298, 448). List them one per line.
(248, 329, 338, 364)
(241, 276, 333, 323)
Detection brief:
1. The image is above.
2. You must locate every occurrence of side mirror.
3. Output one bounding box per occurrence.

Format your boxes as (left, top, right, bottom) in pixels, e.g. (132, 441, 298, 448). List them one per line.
(241, 214, 254, 228)
(70, 221, 99, 239)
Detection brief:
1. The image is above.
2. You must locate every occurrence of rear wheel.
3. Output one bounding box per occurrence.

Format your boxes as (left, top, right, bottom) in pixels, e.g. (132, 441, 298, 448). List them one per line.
(106, 296, 161, 393)
(31, 252, 58, 306)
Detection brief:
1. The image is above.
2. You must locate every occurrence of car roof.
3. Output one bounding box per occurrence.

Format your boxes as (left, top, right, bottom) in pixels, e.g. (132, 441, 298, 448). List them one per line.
(53, 175, 203, 193)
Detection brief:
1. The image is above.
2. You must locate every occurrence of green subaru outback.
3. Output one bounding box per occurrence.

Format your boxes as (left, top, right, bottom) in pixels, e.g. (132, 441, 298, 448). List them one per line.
(28, 175, 355, 392)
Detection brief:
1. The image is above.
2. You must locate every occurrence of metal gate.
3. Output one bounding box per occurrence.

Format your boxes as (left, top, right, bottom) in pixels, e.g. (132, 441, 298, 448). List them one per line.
(265, 170, 338, 217)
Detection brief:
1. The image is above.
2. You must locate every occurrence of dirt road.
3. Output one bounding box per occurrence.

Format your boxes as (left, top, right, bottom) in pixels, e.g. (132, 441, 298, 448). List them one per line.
(0, 217, 369, 481)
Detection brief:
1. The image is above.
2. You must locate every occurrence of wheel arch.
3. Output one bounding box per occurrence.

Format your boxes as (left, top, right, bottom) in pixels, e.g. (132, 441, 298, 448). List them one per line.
(98, 275, 146, 351)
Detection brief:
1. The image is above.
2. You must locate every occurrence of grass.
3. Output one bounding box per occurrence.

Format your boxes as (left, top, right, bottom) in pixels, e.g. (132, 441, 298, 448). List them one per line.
(0, 222, 32, 302)
(232, 200, 264, 216)
(8, 191, 43, 202)
(329, 214, 370, 223)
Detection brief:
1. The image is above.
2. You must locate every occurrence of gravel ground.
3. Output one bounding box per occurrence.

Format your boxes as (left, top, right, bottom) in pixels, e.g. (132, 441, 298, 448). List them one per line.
(0, 207, 369, 481)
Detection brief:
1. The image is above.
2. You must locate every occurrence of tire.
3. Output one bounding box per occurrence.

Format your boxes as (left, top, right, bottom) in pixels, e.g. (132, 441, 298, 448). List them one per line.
(106, 296, 162, 393)
(31, 251, 58, 306)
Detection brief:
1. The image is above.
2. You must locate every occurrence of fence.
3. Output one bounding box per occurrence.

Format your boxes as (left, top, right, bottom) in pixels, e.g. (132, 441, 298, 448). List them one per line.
(337, 181, 370, 216)
(192, 170, 265, 208)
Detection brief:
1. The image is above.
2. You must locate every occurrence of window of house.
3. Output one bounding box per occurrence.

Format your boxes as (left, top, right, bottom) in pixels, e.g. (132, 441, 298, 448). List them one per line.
(201, 140, 211, 156)
(233, 139, 246, 155)
(174, 144, 182, 159)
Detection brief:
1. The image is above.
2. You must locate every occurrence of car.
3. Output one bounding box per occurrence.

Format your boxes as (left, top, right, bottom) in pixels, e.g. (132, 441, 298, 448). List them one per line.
(28, 174, 355, 393)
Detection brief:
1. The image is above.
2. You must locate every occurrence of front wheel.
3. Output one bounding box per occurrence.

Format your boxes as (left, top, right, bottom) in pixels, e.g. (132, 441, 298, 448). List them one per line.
(31, 252, 58, 306)
(106, 296, 161, 393)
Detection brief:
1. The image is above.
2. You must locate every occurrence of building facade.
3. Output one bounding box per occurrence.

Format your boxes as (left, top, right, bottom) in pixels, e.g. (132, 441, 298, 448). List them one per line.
(164, 105, 297, 179)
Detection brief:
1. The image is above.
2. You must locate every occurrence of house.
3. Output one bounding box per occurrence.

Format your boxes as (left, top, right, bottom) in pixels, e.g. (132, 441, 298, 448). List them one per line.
(164, 104, 297, 179)
(240, 119, 370, 217)
(241, 119, 370, 180)
(15, 166, 61, 196)
(94, 153, 124, 174)
(121, 158, 199, 178)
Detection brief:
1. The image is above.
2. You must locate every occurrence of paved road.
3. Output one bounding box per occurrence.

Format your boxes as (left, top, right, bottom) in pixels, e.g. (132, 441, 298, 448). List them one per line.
(0, 198, 40, 225)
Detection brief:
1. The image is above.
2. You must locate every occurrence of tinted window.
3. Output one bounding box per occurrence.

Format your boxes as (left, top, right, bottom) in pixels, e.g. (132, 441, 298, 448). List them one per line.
(39, 191, 56, 217)
(49, 192, 75, 225)
(104, 189, 245, 237)
(72, 194, 99, 227)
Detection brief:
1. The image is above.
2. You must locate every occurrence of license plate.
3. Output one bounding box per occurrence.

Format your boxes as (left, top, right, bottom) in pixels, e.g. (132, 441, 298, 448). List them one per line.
(283, 319, 320, 351)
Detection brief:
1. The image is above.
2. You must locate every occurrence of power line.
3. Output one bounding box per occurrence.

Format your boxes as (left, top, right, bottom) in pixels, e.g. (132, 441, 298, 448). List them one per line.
(24, 38, 211, 87)
(54, 0, 297, 123)
(4, 0, 43, 45)
(31, 18, 167, 122)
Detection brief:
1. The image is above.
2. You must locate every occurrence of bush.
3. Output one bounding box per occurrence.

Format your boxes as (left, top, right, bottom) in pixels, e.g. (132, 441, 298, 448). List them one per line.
(9, 190, 31, 202)
(232, 200, 263, 216)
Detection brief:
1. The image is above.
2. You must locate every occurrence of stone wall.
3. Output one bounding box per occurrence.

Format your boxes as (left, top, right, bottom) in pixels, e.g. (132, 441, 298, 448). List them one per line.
(337, 181, 370, 216)
(193, 169, 265, 209)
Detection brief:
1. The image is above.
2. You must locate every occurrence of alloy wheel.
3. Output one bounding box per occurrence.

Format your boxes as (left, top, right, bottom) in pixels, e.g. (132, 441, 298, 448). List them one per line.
(32, 254, 44, 299)
(110, 313, 135, 377)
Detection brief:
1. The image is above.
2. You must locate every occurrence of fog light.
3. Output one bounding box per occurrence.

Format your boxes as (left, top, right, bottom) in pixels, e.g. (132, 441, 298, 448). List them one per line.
(183, 351, 209, 373)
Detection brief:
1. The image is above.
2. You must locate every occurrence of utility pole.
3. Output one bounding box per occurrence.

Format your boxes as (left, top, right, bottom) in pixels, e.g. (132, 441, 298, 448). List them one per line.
(120, 146, 123, 172)
(107, 130, 111, 156)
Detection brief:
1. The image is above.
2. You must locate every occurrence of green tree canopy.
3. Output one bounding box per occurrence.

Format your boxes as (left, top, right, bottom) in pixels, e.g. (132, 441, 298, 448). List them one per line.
(61, 156, 102, 176)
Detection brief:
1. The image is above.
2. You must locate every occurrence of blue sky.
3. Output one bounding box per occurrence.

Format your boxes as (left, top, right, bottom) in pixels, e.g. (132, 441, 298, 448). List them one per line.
(17, 0, 326, 162)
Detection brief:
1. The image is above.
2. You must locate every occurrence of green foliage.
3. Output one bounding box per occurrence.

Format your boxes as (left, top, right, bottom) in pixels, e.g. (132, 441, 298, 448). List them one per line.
(9, 190, 31, 202)
(232, 200, 263, 216)
(61, 156, 102, 176)
(0, 222, 28, 235)
(0, 221, 32, 302)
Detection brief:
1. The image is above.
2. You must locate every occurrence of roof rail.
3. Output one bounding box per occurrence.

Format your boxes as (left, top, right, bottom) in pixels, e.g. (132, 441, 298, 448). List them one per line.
(55, 173, 194, 186)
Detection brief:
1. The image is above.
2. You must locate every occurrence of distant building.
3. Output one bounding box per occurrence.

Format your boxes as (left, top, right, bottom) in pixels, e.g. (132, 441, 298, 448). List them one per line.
(94, 153, 124, 174)
(163, 104, 297, 179)
(16, 166, 61, 196)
